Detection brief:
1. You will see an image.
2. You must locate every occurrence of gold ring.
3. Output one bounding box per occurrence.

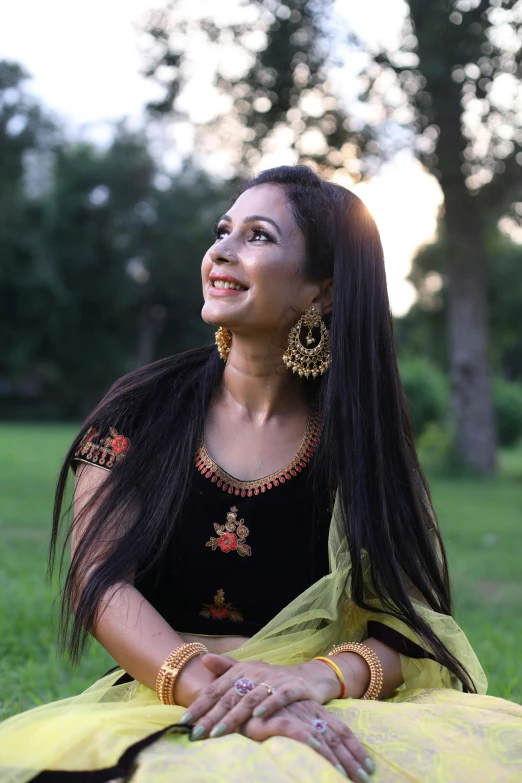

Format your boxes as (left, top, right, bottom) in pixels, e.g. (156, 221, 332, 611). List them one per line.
(258, 682, 275, 696)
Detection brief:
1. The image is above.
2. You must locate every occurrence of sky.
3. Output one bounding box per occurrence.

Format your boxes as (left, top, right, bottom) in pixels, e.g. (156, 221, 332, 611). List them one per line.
(0, 0, 442, 315)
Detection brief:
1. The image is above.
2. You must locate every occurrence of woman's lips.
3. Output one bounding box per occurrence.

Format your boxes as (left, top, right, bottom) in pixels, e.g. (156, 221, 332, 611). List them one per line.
(208, 286, 247, 296)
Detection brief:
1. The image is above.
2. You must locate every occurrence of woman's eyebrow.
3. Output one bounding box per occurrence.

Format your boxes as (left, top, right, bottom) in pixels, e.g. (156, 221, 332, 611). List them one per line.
(218, 213, 282, 235)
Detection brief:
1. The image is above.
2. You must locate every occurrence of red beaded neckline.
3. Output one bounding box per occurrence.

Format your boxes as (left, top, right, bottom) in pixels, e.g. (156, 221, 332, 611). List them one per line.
(194, 412, 321, 498)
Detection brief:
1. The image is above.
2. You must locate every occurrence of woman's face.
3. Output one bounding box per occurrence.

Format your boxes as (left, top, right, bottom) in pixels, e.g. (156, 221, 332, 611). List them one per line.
(201, 184, 324, 337)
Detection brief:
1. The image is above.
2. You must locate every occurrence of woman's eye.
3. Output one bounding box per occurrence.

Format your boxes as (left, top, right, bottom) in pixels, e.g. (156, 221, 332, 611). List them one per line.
(213, 225, 229, 241)
(212, 225, 272, 242)
(251, 228, 272, 242)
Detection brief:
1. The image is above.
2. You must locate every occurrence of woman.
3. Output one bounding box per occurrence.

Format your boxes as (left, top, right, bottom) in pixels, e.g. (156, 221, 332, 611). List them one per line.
(0, 165, 521, 783)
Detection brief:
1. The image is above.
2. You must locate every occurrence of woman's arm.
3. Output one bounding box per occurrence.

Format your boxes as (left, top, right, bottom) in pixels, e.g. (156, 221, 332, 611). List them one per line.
(304, 638, 403, 701)
(72, 464, 214, 706)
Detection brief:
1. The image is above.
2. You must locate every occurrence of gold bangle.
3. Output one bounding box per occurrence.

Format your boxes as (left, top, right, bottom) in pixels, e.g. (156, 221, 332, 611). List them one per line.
(156, 643, 208, 705)
(313, 656, 346, 699)
(157, 649, 205, 706)
(329, 643, 384, 700)
(161, 649, 203, 705)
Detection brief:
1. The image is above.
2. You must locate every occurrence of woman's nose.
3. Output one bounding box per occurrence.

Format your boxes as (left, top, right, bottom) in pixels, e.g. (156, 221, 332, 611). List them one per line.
(210, 244, 236, 263)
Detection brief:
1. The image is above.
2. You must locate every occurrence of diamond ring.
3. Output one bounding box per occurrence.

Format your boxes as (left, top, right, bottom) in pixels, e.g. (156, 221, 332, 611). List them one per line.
(234, 677, 256, 696)
(312, 718, 328, 734)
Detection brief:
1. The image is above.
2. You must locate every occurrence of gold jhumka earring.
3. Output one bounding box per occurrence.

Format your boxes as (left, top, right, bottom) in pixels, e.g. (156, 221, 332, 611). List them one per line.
(282, 306, 331, 379)
(215, 327, 232, 362)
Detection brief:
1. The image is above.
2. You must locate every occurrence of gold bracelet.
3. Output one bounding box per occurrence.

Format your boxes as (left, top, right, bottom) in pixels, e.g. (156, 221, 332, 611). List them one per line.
(156, 643, 208, 705)
(329, 643, 384, 700)
(156, 644, 208, 705)
(158, 649, 203, 705)
(313, 656, 346, 699)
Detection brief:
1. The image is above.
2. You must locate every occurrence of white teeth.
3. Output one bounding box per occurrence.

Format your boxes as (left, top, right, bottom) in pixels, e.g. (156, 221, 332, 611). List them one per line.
(212, 280, 246, 290)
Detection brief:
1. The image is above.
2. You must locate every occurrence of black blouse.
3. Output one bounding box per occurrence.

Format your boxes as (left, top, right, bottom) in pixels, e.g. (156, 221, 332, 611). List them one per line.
(72, 419, 434, 661)
(72, 413, 333, 637)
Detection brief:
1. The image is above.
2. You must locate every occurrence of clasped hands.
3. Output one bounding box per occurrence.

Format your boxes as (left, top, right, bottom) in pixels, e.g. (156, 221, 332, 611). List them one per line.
(179, 653, 375, 782)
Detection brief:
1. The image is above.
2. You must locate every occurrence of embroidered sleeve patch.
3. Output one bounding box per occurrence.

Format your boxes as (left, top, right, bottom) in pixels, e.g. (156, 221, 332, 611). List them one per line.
(73, 427, 130, 471)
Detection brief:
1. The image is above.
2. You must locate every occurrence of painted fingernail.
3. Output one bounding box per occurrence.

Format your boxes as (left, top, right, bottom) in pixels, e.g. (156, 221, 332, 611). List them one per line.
(308, 737, 322, 750)
(335, 764, 348, 778)
(356, 769, 371, 783)
(253, 706, 267, 718)
(178, 712, 192, 726)
(209, 722, 228, 738)
(189, 725, 206, 741)
(364, 757, 375, 775)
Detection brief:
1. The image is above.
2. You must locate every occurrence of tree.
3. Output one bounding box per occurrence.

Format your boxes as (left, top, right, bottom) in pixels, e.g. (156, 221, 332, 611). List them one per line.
(372, 0, 522, 473)
(0, 61, 58, 412)
(397, 230, 522, 384)
(141, 0, 366, 178)
(0, 80, 229, 419)
(36, 129, 228, 417)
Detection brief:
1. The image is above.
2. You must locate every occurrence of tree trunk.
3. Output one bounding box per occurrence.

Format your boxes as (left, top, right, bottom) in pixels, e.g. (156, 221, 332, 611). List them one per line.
(409, 3, 498, 474)
(437, 133, 497, 474)
(444, 234, 496, 473)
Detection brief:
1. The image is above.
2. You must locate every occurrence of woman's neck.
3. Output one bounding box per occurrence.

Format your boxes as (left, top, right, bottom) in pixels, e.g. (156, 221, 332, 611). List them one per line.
(217, 332, 307, 423)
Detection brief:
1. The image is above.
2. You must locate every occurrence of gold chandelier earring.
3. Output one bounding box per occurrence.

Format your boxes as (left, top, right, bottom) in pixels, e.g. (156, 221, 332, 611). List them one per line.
(215, 327, 232, 362)
(283, 306, 331, 379)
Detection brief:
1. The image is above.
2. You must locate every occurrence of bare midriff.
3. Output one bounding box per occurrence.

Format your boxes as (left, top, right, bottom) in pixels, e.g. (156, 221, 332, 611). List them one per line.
(179, 633, 250, 654)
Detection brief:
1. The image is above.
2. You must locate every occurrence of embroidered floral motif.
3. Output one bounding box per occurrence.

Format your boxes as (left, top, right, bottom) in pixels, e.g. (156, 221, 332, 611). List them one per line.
(205, 506, 251, 557)
(194, 411, 321, 496)
(111, 434, 130, 453)
(200, 589, 243, 622)
(74, 427, 130, 471)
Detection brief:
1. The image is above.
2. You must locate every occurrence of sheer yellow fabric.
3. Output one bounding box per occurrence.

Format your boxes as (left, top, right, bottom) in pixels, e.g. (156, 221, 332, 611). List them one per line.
(1, 497, 520, 783)
(225, 497, 487, 695)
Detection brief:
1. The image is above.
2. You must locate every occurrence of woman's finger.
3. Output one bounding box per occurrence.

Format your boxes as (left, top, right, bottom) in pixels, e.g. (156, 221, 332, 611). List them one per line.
(192, 684, 273, 739)
(245, 714, 348, 779)
(291, 701, 375, 780)
(200, 653, 236, 677)
(322, 727, 370, 781)
(180, 661, 244, 724)
(249, 677, 310, 719)
(188, 686, 243, 741)
(325, 715, 374, 777)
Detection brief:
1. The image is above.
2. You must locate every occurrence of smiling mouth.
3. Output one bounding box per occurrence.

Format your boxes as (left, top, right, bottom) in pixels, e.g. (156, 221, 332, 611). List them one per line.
(211, 280, 247, 291)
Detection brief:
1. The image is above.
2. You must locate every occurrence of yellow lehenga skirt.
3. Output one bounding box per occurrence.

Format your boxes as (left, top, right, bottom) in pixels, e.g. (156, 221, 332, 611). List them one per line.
(1, 506, 521, 782)
(1, 665, 521, 783)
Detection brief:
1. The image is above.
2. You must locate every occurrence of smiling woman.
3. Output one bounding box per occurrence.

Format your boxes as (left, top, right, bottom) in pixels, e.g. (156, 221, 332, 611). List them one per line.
(0, 165, 521, 783)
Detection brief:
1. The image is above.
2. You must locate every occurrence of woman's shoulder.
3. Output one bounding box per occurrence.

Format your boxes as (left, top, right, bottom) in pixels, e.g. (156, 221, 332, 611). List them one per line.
(71, 345, 217, 475)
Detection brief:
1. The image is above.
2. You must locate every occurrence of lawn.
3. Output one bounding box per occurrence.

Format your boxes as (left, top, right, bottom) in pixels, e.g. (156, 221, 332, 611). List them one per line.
(0, 424, 521, 721)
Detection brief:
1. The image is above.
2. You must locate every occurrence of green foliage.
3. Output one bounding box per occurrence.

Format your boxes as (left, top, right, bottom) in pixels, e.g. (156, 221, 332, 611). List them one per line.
(493, 378, 522, 448)
(0, 65, 229, 419)
(0, 424, 520, 720)
(416, 422, 456, 477)
(399, 357, 449, 436)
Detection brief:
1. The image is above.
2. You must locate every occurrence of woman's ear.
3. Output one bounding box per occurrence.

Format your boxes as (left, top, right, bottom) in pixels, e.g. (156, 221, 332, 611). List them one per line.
(312, 278, 334, 317)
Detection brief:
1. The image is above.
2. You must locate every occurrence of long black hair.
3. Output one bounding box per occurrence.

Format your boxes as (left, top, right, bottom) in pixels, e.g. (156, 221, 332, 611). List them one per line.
(51, 165, 476, 691)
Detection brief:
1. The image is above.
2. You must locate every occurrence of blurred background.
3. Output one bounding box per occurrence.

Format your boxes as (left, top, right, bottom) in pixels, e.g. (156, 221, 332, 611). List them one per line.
(0, 0, 521, 717)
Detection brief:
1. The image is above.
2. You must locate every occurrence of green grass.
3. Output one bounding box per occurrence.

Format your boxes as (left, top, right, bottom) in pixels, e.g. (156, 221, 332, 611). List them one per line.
(0, 424, 521, 720)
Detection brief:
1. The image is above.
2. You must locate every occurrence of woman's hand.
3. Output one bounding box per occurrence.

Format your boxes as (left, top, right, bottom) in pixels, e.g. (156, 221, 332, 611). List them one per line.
(243, 700, 374, 782)
(181, 653, 342, 739)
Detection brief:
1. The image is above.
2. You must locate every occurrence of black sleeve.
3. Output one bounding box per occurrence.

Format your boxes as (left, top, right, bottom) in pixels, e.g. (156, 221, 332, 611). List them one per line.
(368, 620, 436, 661)
(71, 426, 131, 474)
